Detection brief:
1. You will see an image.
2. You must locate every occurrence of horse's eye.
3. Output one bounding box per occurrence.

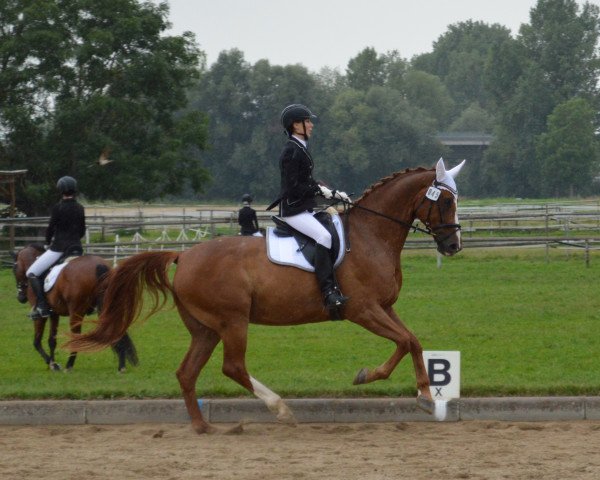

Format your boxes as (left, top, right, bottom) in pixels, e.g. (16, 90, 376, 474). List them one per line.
(443, 198, 453, 210)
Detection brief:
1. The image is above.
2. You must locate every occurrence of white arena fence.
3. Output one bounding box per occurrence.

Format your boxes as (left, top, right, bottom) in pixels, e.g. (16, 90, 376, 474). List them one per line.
(1, 202, 600, 266)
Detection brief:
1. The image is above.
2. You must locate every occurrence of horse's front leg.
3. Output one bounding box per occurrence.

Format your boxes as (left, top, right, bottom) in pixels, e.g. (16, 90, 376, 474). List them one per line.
(350, 305, 433, 412)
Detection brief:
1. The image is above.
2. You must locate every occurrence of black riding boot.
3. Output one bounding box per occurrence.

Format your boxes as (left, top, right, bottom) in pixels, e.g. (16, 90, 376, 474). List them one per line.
(28, 275, 50, 317)
(314, 244, 348, 313)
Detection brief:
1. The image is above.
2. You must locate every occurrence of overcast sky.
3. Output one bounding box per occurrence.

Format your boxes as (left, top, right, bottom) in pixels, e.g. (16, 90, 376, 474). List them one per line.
(160, 0, 600, 72)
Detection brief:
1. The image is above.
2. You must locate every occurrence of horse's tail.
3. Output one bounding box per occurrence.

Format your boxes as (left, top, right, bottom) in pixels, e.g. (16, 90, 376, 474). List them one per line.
(65, 251, 179, 353)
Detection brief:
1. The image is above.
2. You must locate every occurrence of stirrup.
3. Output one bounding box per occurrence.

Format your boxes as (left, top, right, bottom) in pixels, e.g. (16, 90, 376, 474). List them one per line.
(35, 305, 51, 318)
(324, 289, 349, 308)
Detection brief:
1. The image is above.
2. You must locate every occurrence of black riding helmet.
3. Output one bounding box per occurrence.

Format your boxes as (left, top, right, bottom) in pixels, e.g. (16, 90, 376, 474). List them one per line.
(242, 193, 253, 203)
(57, 176, 77, 195)
(280, 104, 316, 138)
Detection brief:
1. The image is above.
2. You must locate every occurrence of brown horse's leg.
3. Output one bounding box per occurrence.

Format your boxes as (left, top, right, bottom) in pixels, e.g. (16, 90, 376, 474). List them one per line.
(32, 317, 52, 366)
(65, 313, 82, 371)
(47, 314, 61, 371)
(175, 310, 221, 434)
(351, 305, 433, 411)
(220, 323, 296, 424)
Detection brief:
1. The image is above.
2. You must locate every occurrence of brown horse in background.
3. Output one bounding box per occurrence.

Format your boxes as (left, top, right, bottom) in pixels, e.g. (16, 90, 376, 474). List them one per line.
(13, 244, 138, 372)
(66, 159, 465, 433)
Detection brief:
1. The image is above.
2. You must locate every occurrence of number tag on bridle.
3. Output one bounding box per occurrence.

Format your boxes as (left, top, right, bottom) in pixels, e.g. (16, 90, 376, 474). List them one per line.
(426, 186, 441, 201)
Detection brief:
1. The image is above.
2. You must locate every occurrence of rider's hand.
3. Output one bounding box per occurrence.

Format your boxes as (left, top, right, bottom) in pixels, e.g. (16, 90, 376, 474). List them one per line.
(318, 185, 333, 199)
(333, 190, 352, 203)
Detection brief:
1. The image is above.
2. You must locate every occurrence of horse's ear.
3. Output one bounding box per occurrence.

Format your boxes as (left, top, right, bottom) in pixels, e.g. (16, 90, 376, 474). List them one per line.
(448, 159, 466, 179)
(435, 158, 446, 183)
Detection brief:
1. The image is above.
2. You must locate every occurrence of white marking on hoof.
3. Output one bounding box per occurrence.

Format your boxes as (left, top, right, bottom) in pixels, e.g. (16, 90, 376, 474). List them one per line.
(250, 376, 295, 423)
(434, 399, 448, 421)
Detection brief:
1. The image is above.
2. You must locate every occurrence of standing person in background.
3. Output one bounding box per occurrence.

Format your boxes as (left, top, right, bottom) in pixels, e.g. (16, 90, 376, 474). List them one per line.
(268, 104, 351, 311)
(238, 193, 262, 237)
(26, 176, 86, 317)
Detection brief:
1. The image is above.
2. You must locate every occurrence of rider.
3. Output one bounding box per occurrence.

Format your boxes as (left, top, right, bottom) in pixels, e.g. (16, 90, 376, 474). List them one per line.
(268, 104, 351, 311)
(26, 176, 86, 317)
(238, 193, 263, 236)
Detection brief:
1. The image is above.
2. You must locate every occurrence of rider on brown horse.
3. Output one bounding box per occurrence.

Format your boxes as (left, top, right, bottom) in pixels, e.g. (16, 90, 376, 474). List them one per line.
(26, 176, 86, 318)
(268, 104, 351, 311)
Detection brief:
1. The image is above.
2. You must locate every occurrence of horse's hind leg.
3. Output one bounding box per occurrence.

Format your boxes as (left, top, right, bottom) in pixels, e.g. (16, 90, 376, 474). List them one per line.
(220, 322, 296, 425)
(175, 309, 221, 434)
(65, 313, 82, 371)
(32, 317, 52, 367)
(47, 314, 61, 371)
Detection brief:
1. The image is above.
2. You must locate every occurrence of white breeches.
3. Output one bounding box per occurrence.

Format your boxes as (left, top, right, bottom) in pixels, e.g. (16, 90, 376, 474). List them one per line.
(282, 211, 331, 249)
(26, 250, 62, 277)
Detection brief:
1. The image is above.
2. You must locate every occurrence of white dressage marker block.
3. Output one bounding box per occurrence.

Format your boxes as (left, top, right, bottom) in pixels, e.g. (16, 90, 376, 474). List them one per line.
(423, 350, 461, 400)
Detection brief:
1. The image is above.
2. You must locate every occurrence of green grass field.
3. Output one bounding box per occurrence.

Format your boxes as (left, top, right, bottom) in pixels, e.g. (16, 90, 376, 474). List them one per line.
(1, 246, 599, 400)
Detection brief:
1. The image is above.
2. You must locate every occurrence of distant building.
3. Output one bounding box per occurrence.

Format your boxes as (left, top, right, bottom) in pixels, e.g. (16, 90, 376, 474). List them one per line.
(435, 132, 493, 197)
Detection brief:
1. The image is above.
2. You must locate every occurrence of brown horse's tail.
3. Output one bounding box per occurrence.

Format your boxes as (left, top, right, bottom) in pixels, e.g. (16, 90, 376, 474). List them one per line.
(64, 251, 179, 353)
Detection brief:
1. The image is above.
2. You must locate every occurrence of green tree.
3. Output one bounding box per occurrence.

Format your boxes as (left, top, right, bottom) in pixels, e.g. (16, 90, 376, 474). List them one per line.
(321, 86, 443, 195)
(536, 97, 599, 196)
(413, 20, 513, 112)
(0, 0, 207, 212)
(449, 102, 495, 133)
(346, 47, 386, 91)
(482, 0, 600, 197)
(403, 70, 455, 129)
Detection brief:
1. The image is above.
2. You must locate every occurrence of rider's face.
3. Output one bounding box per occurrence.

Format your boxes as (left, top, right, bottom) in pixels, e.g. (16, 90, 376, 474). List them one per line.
(292, 118, 313, 138)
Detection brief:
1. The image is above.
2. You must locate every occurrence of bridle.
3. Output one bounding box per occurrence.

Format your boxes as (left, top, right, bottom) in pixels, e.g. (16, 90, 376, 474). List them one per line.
(335, 180, 462, 251)
(13, 255, 29, 300)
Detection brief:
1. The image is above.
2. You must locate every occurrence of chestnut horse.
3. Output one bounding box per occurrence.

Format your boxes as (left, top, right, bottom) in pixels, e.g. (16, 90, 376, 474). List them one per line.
(13, 244, 138, 372)
(67, 159, 465, 433)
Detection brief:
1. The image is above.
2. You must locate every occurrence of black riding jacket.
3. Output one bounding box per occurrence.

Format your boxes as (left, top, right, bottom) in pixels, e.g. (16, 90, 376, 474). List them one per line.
(238, 205, 259, 235)
(269, 136, 320, 216)
(46, 198, 86, 252)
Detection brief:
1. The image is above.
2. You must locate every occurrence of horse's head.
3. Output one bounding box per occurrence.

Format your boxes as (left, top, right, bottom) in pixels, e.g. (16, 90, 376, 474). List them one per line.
(414, 158, 465, 256)
(12, 245, 43, 304)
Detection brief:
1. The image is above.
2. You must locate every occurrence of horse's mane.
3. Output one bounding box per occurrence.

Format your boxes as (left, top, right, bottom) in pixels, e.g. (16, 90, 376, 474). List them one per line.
(354, 166, 433, 205)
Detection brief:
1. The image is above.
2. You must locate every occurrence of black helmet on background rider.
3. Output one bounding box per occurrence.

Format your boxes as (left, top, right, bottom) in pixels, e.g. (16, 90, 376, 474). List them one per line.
(57, 176, 77, 195)
(242, 193, 253, 203)
(280, 104, 316, 138)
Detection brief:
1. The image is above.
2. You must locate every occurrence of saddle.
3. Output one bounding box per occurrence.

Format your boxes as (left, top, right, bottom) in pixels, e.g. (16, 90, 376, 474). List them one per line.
(43, 246, 84, 293)
(266, 211, 345, 272)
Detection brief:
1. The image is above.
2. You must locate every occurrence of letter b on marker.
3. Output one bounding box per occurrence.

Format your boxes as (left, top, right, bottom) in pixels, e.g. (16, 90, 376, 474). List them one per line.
(428, 358, 451, 386)
(423, 351, 461, 399)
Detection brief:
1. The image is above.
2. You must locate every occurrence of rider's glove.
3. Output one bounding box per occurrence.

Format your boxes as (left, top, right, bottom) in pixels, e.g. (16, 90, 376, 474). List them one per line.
(318, 185, 333, 199)
(333, 190, 352, 203)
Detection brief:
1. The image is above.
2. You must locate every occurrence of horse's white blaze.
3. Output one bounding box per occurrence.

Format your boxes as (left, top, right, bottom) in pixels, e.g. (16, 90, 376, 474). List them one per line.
(250, 376, 294, 421)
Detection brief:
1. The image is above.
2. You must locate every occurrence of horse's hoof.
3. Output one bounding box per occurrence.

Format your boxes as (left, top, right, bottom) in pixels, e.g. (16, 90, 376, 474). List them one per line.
(192, 422, 216, 435)
(118, 367, 126, 374)
(416, 395, 435, 414)
(49, 362, 61, 372)
(223, 422, 245, 435)
(353, 367, 368, 385)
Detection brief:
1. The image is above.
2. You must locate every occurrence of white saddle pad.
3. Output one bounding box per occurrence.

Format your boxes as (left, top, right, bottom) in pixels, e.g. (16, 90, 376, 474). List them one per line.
(43, 257, 80, 292)
(266, 214, 346, 272)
